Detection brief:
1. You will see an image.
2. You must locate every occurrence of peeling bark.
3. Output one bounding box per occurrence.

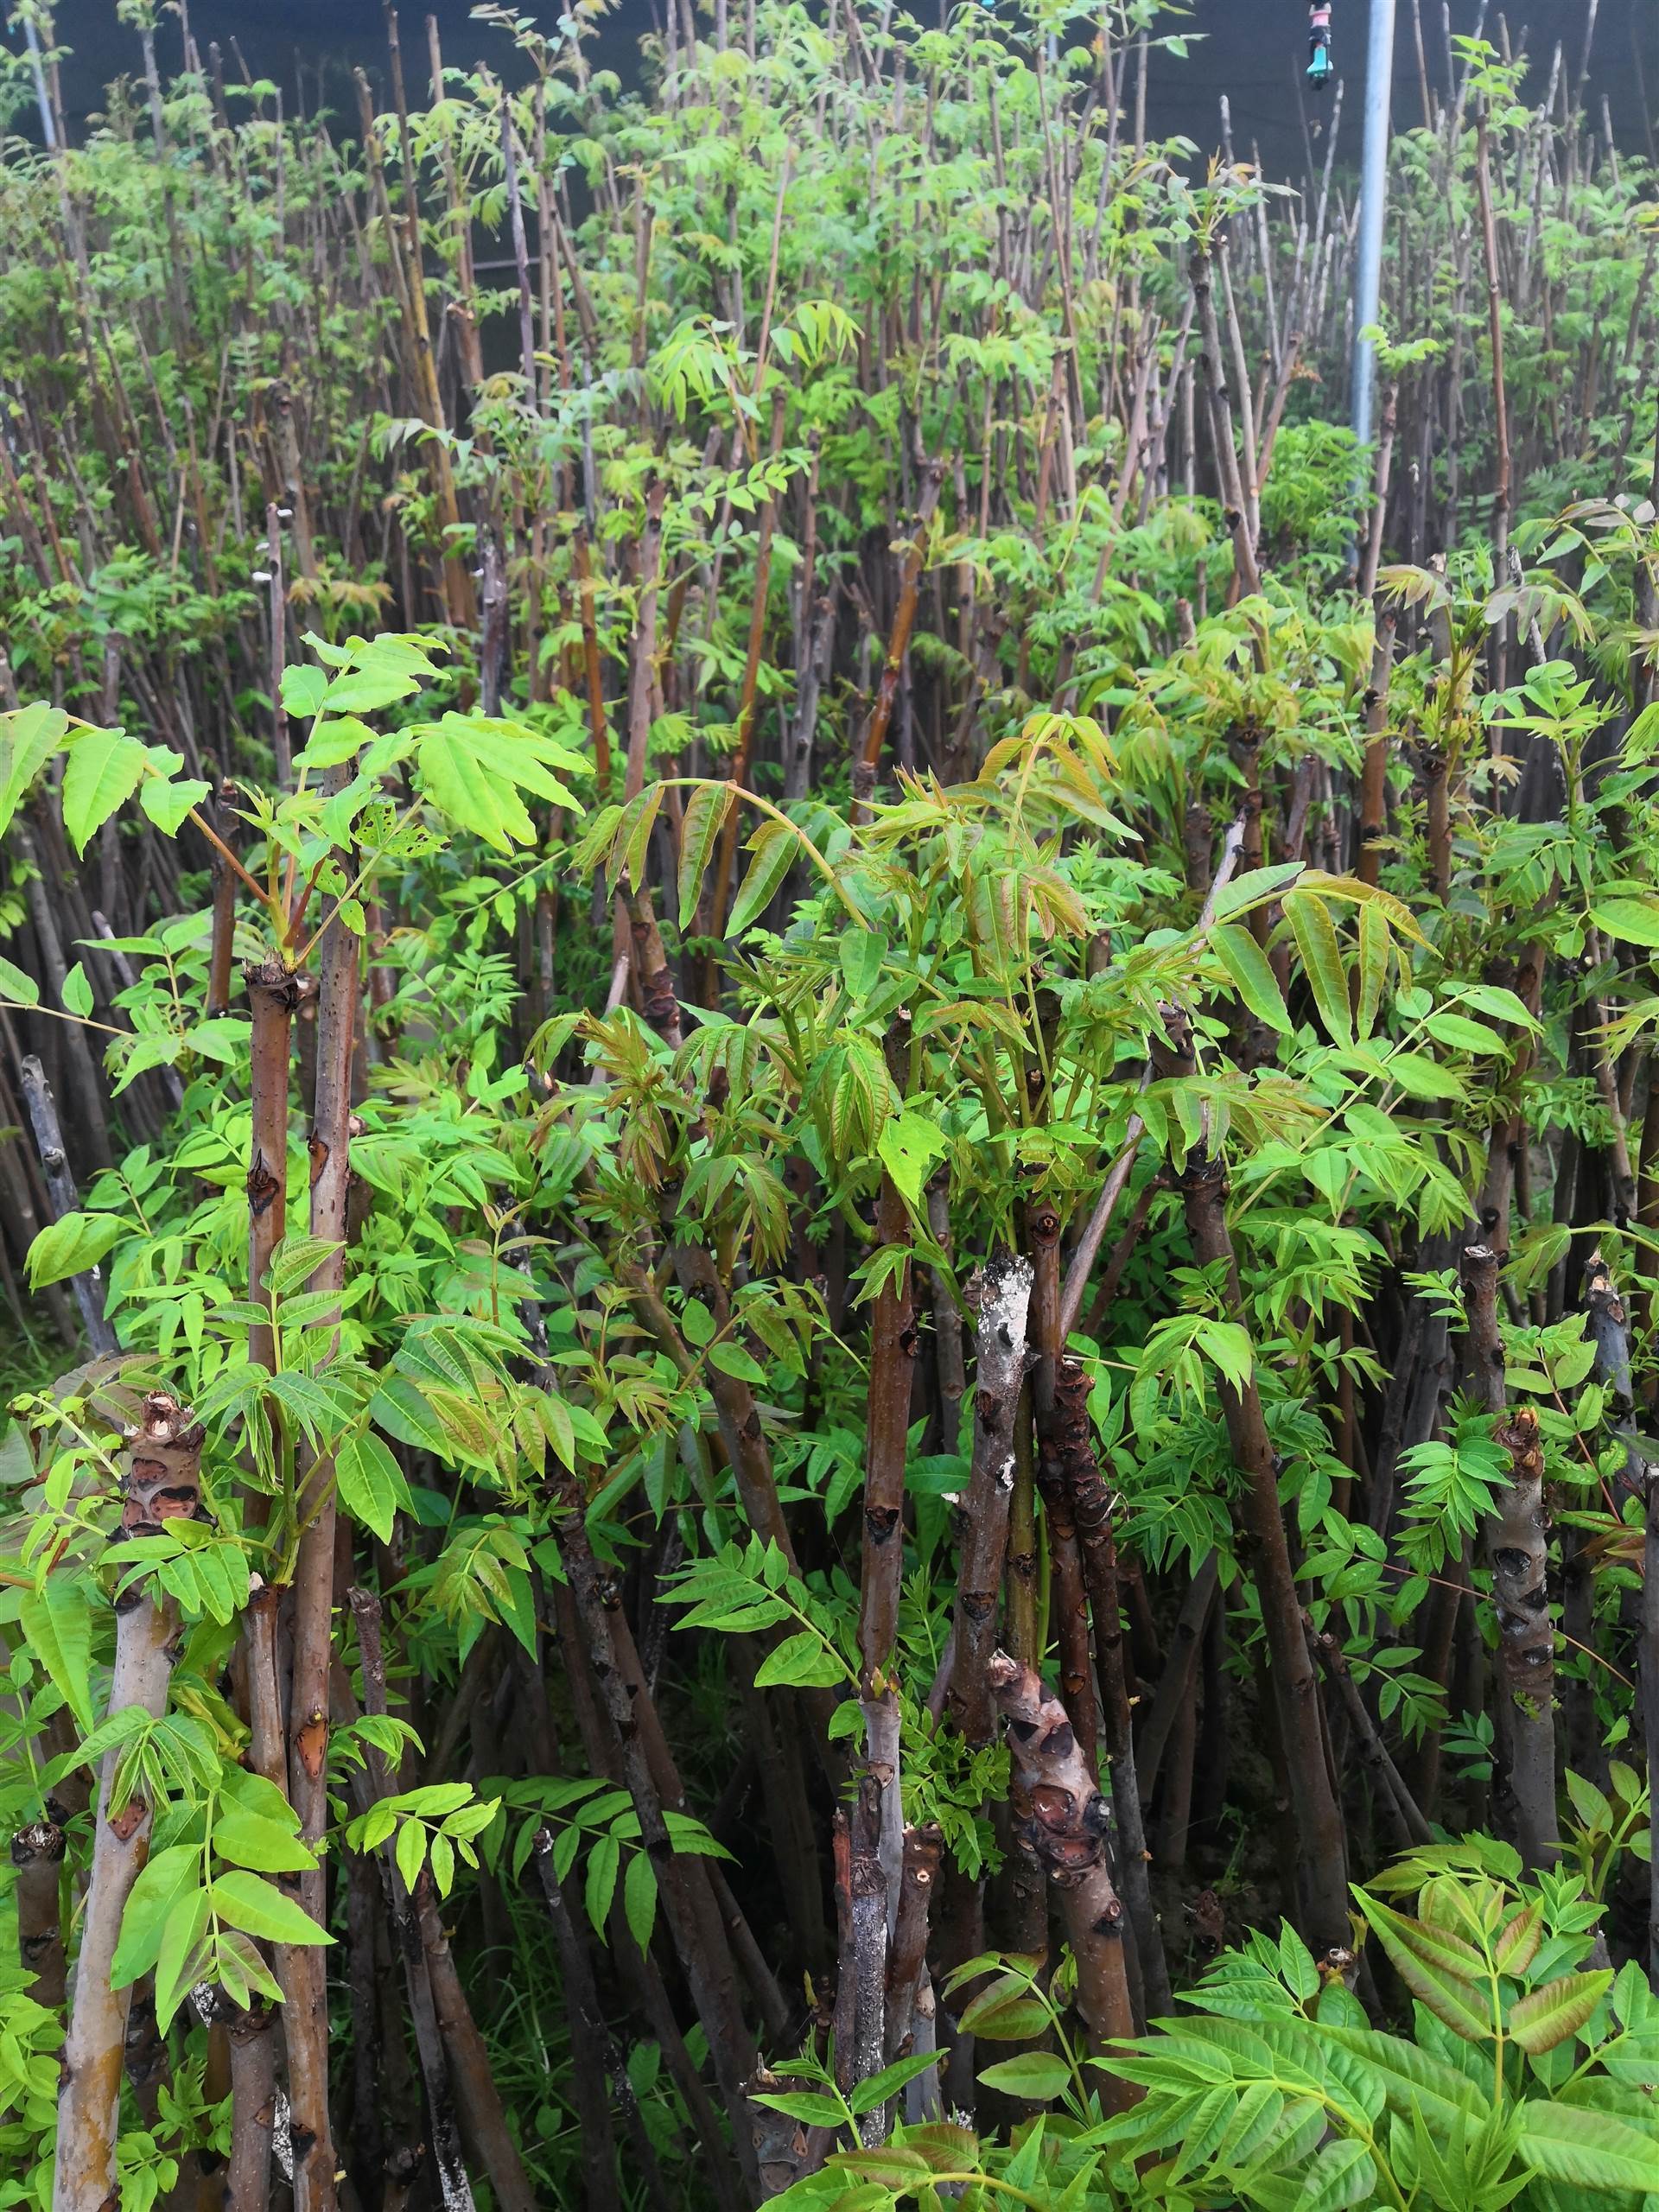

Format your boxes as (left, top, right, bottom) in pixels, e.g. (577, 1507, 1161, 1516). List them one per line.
(12, 1818, 67, 2005)
(1048, 1354, 1170, 2018)
(987, 1653, 1136, 2100)
(55, 1395, 204, 2212)
(223, 2001, 278, 2212)
(884, 1822, 943, 2063)
(947, 1255, 1035, 1747)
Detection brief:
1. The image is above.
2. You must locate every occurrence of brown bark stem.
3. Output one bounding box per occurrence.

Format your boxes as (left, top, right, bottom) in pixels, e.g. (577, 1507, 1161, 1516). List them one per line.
(55, 1396, 204, 2212)
(1050, 1355, 1171, 2018)
(853, 458, 945, 815)
(1463, 1243, 1559, 1866)
(18, 1054, 116, 1352)
(987, 1655, 1136, 2097)
(278, 909, 359, 2212)
(946, 1256, 1034, 1747)
(550, 1483, 763, 2197)
(1157, 1009, 1348, 1949)
(855, 1027, 918, 1936)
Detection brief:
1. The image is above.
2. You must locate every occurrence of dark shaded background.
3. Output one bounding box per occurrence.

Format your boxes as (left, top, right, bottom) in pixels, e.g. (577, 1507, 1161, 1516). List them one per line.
(19, 0, 1659, 176)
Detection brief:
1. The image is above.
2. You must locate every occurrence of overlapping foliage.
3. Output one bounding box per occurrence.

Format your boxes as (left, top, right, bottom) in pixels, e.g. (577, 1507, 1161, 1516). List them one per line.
(0, 1, 1657, 2208)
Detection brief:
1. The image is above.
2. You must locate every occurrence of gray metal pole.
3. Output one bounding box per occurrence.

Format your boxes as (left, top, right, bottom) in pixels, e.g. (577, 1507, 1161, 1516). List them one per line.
(22, 16, 57, 150)
(1351, 0, 1397, 452)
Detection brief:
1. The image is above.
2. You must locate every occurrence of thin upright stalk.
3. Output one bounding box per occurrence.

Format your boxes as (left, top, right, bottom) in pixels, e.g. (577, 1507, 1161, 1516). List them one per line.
(1475, 111, 1511, 683)
(1463, 1243, 1558, 1866)
(1357, 609, 1397, 887)
(1156, 1017, 1348, 1949)
(854, 1025, 918, 1946)
(853, 458, 946, 814)
(946, 1256, 1035, 1747)
(550, 1482, 763, 2199)
(277, 911, 359, 2212)
(55, 1396, 205, 2212)
(1050, 1355, 1170, 2017)
(346, 1589, 478, 2212)
(1645, 1463, 1659, 1991)
(19, 1055, 116, 1352)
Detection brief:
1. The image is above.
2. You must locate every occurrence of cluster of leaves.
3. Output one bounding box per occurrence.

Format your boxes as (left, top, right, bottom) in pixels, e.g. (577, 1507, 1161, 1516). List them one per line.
(773, 1851, 1659, 2211)
(0, 2, 1656, 2208)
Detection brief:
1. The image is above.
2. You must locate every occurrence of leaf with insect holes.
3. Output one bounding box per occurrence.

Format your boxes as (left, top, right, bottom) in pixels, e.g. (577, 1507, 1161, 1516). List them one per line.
(61, 728, 148, 855)
(677, 782, 734, 927)
(876, 1108, 947, 1207)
